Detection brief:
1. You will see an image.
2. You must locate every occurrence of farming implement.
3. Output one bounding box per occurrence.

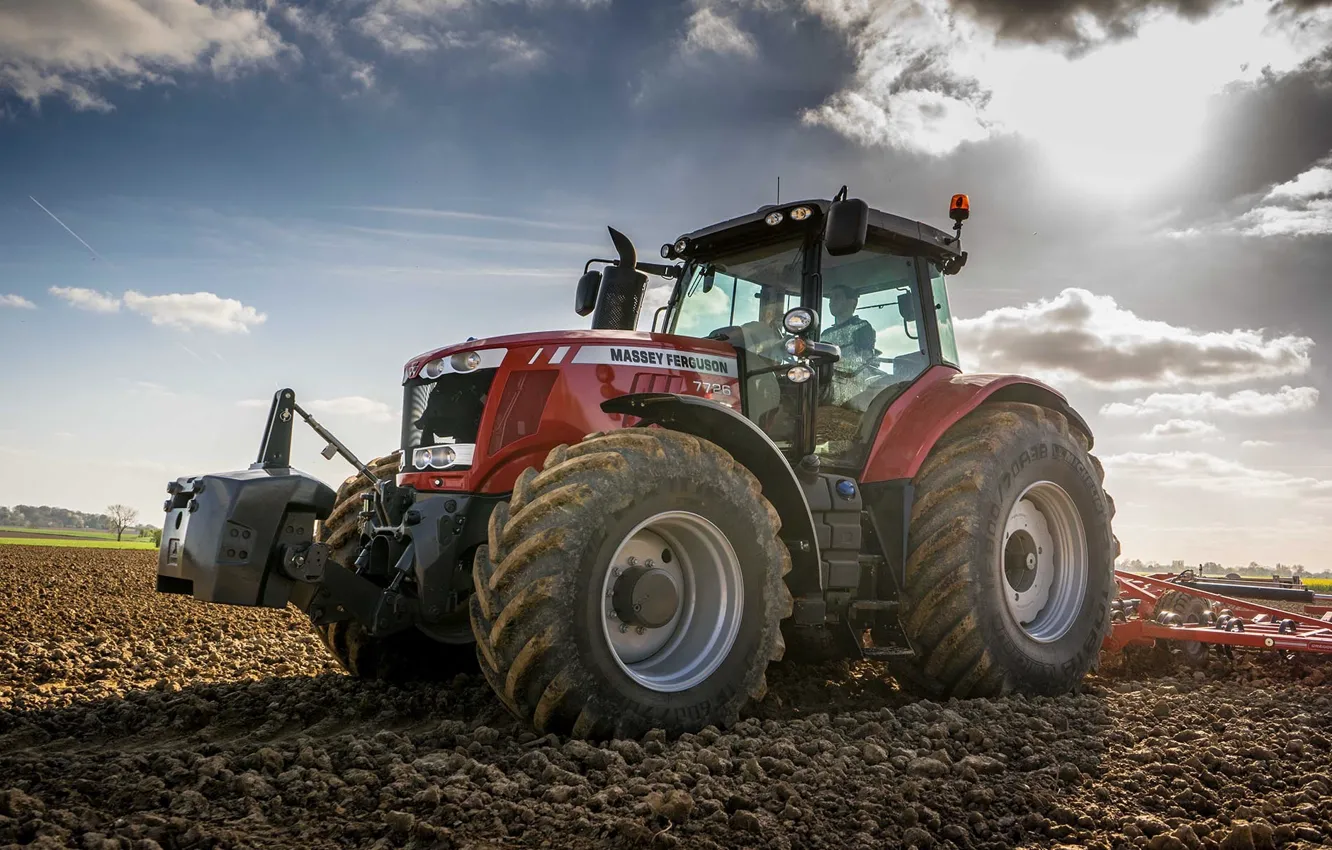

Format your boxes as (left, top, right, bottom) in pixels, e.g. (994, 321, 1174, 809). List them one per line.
(1107, 570, 1332, 662)
(157, 188, 1124, 738)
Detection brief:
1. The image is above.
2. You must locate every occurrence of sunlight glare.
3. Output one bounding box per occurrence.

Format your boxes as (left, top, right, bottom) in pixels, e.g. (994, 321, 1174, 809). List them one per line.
(973, 1, 1318, 196)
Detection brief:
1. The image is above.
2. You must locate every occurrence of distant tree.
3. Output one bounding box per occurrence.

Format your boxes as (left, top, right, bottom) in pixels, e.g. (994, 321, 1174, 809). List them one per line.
(106, 504, 139, 542)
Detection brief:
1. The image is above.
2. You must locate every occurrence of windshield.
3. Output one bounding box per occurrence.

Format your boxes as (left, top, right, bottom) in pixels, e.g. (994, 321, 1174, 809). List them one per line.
(670, 238, 805, 339)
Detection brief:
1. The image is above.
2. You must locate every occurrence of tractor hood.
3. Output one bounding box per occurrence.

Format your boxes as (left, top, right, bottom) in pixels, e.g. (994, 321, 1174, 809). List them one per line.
(402, 330, 738, 384)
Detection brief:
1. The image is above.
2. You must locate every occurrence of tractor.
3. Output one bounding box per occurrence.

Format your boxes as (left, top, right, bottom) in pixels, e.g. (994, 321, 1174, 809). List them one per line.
(156, 188, 1118, 739)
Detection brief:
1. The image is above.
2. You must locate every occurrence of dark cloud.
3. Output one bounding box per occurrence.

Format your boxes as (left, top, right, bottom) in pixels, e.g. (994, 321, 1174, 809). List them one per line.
(1174, 47, 1332, 209)
(947, 0, 1235, 54)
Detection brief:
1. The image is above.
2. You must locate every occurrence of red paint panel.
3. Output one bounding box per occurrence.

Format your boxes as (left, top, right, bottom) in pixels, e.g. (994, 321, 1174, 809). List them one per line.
(859, 367, 1071, 483)
(488, 370, 559, 455)
(398, 333, 742, 495)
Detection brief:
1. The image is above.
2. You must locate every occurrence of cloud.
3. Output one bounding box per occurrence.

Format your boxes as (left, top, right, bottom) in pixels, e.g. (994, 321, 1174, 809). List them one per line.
(237, 399, 271, 409)
(123, 291, 267, 333)
(794, 0, 1331, 185)
(683, 7, 759, 58)
(955, 288, 1315, 390)
(350, 0, 597, 66)
(1144, 419, 1221, 439)
(0, 0, 289, 110)
(1186, 152, 1332, 238)
(1101, 386, 1320, 417)
(48, 285, 121, 313)
(0, 294, 36, 309)
(798, 0, 993, 156)
(1241, 439, 1276, 447)
(1102, 451, 1332, 502)
(1177, 48, 1332, 211)
(306, 397, 394, 423)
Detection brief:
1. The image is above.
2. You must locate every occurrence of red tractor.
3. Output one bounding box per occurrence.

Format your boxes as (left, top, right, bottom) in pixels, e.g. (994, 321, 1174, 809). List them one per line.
(157, 189, 1117, 738)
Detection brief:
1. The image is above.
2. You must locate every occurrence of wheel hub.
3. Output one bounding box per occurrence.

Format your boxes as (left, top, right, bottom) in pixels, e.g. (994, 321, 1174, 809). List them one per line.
(1003, 498, 1055, 625)
(600, 512, 744, 692)
(999, 482, 1090, 643)
(612, 565, 680, 629)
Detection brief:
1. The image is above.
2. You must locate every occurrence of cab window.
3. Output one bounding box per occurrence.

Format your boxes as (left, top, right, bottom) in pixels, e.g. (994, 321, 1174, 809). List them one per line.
(814, 246, 927, 461)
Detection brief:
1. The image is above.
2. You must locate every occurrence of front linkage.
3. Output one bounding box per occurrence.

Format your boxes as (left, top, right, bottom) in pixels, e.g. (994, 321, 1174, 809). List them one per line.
(157, 388, 488, 640)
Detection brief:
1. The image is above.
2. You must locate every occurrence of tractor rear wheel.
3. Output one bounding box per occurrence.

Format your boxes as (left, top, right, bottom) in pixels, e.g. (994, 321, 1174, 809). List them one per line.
(893, 402, 1117, 698)
(312, 452, 476, 682)
(470, 428, 791, 738)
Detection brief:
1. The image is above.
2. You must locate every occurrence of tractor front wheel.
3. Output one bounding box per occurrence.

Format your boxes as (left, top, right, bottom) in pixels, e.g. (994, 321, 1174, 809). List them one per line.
(894, 402, 1117, 697)
(470, 428, 791, 739)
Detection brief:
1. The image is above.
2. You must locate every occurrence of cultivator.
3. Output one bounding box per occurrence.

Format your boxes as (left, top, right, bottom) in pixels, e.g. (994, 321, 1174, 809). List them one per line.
(1106, 570, 1332, 661)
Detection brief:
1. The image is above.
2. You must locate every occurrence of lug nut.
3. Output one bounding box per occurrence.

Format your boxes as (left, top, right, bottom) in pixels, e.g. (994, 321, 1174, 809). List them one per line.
(619, 623, 629, 633)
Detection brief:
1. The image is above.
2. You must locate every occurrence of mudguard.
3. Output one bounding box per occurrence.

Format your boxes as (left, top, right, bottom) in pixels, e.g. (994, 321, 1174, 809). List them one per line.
(860, 366, 1095, 484)
(602, 392, 822, 594)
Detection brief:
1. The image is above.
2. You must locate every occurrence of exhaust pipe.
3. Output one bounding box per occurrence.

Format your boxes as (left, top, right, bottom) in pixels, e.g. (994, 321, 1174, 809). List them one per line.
(591, 227, 648, 331)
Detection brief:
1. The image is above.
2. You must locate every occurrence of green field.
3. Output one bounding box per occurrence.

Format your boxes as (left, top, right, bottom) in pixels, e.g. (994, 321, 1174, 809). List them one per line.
(0, 526, 134, 539)
(0, 536, 158, 550)
(0, 526, 158, 550)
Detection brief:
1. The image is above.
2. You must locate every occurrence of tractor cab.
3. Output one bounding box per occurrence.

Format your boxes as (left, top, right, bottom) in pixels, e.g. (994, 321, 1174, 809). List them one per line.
(657, 192, 968, 470)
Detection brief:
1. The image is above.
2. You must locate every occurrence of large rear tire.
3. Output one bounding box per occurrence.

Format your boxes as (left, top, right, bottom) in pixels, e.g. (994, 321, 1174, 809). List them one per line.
(312, 452, 477, 682)
(470, 428, 791, 739)
(893, 402, 1116, 698)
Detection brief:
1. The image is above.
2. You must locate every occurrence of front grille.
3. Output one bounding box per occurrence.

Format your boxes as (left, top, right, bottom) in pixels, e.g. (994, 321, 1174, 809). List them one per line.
(402, 370, 496, 464)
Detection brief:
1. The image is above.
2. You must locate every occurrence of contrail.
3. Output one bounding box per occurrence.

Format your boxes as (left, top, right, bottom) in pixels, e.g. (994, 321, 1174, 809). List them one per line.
(29, 196, 105, 262)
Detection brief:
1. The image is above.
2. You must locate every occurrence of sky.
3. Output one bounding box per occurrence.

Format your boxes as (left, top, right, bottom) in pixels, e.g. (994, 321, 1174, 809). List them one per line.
(0, 0, 1329, 569)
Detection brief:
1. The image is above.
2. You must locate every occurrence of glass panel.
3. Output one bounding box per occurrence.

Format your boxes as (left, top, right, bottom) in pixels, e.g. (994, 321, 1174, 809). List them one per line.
(668, 239, 806, 452)
(930, 265, 960, 367)
(670, 239, 804, 340)
(814, 246, 928, 462)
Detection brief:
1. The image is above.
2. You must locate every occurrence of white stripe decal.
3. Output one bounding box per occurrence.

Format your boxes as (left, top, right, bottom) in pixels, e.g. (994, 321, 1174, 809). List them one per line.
(549, 345, 570, 364)
(570, 345, 738, 378)
(528, 347, 544, 365)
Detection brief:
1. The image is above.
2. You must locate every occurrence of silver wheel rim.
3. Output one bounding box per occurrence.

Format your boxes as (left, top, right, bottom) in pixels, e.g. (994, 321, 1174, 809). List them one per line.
(600, 511, 744, 693)
(1001, 480, 1089, 643)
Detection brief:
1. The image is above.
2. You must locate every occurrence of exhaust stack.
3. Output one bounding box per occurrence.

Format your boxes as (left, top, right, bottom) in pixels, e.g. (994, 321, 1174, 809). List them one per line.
(590, 227, 648, 331)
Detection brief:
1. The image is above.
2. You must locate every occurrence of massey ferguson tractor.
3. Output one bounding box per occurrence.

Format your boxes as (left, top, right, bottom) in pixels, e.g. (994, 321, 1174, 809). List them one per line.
(157, 189, 1118, 739)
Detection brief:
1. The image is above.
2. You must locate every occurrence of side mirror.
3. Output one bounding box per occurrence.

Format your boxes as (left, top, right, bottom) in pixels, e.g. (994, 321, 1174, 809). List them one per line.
(702, 265, 716, 294)
(897, 291, 916, 322)
(575, 270, 602, 317)
(824, 198, 868, 256)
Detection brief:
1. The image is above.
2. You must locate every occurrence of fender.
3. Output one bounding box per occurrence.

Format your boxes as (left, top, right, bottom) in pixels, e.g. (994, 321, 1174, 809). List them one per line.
(601, 392, 822, 594)
(860, 366, 1095, 484)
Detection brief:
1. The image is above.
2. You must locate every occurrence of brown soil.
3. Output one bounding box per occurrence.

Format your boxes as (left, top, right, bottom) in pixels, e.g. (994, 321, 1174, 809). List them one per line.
(2, 547, 1330, 849)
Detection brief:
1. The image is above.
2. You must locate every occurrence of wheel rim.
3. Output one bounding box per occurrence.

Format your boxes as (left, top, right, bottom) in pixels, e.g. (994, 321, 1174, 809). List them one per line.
(600, 511, 744, 693)
(1001, 481, 1089, 643)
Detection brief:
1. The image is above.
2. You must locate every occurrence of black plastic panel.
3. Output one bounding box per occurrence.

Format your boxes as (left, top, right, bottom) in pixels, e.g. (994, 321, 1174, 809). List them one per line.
(157, 467, 335, 608)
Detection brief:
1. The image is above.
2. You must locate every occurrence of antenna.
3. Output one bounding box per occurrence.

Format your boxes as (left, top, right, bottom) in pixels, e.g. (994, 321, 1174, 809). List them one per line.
(776, 176, 781, 205)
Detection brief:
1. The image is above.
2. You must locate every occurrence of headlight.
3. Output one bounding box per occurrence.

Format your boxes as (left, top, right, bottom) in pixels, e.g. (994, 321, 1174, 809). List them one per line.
(783, 307, 816, 335)
(789, 206, 812, 221)
(786, 365, 813, 383)
(412, 445, 458, 470)
(660, 243, 673, 259)
(420, 357, 446, 380)
(674, 238, 688, 253)
(765, 211, 784, 226)
(784, 337, 807, 357)
(451, 350, 482, 372)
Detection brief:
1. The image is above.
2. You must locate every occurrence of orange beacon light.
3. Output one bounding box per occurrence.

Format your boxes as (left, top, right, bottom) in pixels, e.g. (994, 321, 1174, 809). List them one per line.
(949, 193, 970, 223)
